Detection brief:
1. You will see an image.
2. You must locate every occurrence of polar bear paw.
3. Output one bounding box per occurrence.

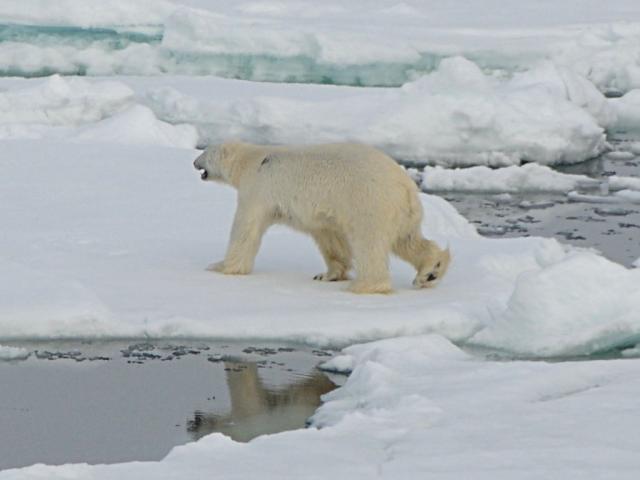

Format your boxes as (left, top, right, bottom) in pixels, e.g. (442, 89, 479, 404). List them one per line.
(412, 271, 439, 289)
(313, 271, 349, 282)
(206, 261, 250, 275)
(348, 280, 393, 295)
(413, 261, 445, 288)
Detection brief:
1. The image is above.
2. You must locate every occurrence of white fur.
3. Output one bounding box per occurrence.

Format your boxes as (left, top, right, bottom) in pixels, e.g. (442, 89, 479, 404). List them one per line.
(194, 142, 450, 294)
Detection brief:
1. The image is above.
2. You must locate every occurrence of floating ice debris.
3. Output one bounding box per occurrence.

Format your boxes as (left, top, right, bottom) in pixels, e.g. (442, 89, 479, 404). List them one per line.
(491, 193, 514, 203)
(519, 200, 556, 210)
(630, 142, 640, 155)
(604, 151, 636, 160)
(567, 190, 640, 204)
(594, 207, 636, 216)
(0, 345, 30, 361)
(608, 176, 640, 191)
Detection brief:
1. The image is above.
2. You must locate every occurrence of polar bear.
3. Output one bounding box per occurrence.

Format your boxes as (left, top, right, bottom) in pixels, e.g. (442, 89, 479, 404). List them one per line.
(193, 141, 450, 294)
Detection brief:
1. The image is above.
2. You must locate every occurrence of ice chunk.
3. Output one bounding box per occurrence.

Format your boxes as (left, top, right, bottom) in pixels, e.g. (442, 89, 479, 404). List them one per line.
(608, 176, 640, 192)
(0, 345, 30, 361)
(420, 163, 599, 193)
(608, 90, 640, 132)
(471, 253, 640, 357)
(567, 190, 640, 204)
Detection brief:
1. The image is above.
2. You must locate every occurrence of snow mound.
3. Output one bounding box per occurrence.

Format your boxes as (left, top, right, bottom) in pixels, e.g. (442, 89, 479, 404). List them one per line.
(0, 74, 133, 126)
(76, 105, 198, 148)
(0, 76, 197, 148)
(471, 253, 640, 357)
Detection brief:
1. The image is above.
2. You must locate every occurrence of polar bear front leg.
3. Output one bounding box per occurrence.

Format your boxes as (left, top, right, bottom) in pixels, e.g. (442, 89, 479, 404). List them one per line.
(311, 229, 352, 281)
(208, 202, 270, 275)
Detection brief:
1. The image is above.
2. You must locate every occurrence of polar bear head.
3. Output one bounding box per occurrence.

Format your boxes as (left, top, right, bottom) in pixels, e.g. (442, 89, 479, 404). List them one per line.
(193, 144, 232, 184)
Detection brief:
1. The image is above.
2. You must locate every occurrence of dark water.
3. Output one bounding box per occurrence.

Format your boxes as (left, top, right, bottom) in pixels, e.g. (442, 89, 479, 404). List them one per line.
(439, 143, 640, 267)
(0, 341, 341, 471)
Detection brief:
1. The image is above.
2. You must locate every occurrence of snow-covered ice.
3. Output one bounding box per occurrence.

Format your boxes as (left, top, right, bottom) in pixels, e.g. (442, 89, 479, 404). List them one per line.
(1, 140, 638, 355)
(0, 59, 614, 165)
(142, 58, 610, 165)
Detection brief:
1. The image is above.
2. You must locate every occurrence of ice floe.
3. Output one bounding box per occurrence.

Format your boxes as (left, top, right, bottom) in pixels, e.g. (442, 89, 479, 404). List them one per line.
(1, 140, 638, 358)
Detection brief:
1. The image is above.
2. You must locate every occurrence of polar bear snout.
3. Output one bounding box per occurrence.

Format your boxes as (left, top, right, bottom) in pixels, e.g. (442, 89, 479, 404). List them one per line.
(193, 154, 209, 180)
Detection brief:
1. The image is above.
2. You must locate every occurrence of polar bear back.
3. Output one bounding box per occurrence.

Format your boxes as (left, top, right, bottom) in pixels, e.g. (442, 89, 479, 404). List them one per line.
(249, 143, 423, 235)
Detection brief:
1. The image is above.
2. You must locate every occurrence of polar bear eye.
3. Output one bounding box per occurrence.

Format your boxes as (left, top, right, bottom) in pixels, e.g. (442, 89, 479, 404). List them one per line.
(435, 262, 441, 268)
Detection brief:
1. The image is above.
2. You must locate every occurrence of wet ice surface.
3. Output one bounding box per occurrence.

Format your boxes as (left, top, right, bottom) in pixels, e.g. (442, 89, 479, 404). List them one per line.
(0, 341, 340, 471)
(440, 143, 640, 266)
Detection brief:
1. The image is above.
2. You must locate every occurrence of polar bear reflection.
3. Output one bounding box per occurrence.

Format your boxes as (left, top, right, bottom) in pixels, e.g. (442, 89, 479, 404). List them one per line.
(187, 360, 336, 442)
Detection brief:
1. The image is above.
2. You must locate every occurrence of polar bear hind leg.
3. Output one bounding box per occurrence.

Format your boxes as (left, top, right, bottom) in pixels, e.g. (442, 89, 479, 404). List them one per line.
(348, 235, 393, 294)
(392, 229, 451, 288)
(311, 229, 352, 281)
